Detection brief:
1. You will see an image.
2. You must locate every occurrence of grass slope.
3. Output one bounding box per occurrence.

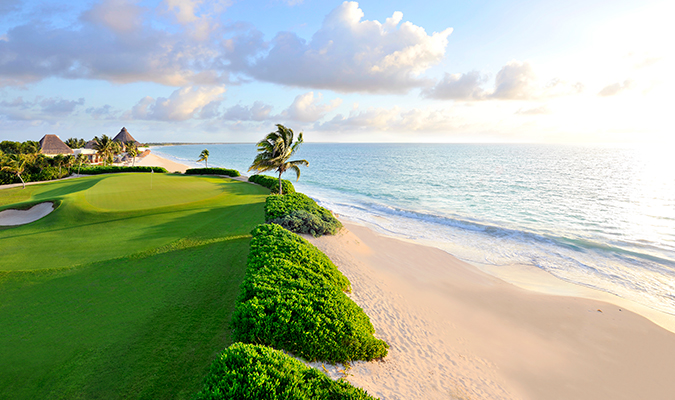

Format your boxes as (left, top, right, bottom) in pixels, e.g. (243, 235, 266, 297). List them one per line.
(0, 174, 269, 399)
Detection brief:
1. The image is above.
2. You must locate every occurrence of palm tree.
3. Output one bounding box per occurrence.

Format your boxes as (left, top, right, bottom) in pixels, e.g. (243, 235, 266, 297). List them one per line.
(53, 154, 65, 177)
(93, 135, 114, 165)
(197, 149, 209, 168)
(1, 154, 28, 189)
(249, 124, 309, 194)
(125, 141, 138, 166)
(75, 153, 87, 175)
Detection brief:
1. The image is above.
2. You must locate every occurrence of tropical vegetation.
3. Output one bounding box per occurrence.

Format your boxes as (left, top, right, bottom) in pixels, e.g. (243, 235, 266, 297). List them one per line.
(231, 224, 388, 364)
(249, 124, 308, 194)
(198, 149, 210, 168)
(194, 343, 377, 400)
(1, 140, 80, 185)
(185, 167, 240, 177)
(248, 174, 295, 194)
(265, 192, 342, 237)
(65, 138, 87, 149)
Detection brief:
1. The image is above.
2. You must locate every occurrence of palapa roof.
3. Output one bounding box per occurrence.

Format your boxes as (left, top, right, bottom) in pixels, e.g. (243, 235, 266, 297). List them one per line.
(39, 134, 74, 155)
(84, 140, 97, 149)
(112, 127, 140, 145)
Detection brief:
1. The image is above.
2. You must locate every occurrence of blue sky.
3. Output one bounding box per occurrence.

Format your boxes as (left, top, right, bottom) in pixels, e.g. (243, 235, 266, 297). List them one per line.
(0, 0, 671, 143)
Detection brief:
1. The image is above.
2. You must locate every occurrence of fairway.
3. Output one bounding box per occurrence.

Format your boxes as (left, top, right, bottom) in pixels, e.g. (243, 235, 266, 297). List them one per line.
(0, 173, 269, 399)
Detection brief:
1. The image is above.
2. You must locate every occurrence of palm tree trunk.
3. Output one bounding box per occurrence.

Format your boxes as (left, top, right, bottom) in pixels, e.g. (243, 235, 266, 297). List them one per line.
(278, 171, 283, 195)
(132, 157, 135, 167)
(17, 173, 25, 189)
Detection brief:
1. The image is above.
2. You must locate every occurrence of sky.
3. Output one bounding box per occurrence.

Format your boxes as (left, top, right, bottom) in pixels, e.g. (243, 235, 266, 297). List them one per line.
(0, 0, 672, 143)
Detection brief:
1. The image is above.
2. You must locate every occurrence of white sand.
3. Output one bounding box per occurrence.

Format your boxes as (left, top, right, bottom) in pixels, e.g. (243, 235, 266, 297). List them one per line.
(0, 202, 54, 226)
(134, 152, 191, 173)
(307, 223, 675, 400)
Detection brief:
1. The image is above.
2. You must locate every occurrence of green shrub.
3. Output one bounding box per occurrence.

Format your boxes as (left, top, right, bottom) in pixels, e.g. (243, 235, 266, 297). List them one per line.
(194, 343, 377, 400)
(184, 168, 240, 177)
(231, 224, 388, 364)
(247, 224, 350, 292)
(248, 174, 295, 194)
(265, 193, 342, 237)
(79, 166, 168, 174)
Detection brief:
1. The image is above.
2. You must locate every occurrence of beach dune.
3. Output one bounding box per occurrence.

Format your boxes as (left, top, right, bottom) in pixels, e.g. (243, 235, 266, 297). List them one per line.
(308, 223, 675, 400)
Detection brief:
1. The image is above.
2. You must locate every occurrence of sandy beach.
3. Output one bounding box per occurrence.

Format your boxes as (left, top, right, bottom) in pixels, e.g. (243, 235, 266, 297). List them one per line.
(134, 152, 191, 173)
(307, 222, 675, 400)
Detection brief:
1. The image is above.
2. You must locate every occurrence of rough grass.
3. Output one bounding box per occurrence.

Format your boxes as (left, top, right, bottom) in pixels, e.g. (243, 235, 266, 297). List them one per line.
(0, 173, 269, 399)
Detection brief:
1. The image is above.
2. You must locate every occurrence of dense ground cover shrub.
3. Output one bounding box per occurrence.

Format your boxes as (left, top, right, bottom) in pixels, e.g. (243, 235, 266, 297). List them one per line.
(247, 224, 350, 292)
(231, 224, 388, 363)
(248, 174, 295, 194)
(184, 168, 240, 177)
(265, 193, 342, 237)
(79, 166, 168, 174)
(194, 343, 377, 400)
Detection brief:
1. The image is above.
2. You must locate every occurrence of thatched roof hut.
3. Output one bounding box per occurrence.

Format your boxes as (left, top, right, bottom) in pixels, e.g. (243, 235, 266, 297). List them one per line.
(84, 140, 97, 149)
(112, 127, 140, 146)
(39, 134, 74, 155)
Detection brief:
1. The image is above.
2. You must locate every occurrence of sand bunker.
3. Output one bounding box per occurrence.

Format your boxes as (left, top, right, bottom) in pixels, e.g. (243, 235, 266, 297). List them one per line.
(0, 202, 54, 226)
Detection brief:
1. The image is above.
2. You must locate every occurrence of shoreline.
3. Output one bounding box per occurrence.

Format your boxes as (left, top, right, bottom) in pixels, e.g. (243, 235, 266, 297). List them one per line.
(307, 222, 675, 400)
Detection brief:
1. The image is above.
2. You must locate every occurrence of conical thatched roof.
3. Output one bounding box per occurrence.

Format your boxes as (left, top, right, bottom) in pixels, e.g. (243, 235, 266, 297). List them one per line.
(40, 134, 74, 155)
(84, 140, 97, 149)
(112, 127, 139, 145)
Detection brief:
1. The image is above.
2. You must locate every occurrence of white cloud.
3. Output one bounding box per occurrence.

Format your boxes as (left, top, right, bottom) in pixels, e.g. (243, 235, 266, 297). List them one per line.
(426, 61, 584, 101)
(315, 105, 458, 132)
(0, 0, 226, 86)
(283, 92, 342, 122)
(222, 101, 274, 121)
(81, 0, 144, 34)
(422, 71, 488, 100)
(0, 96, 85, 120)
(229, 1, 452, 93)
(126, 86, 225, 121)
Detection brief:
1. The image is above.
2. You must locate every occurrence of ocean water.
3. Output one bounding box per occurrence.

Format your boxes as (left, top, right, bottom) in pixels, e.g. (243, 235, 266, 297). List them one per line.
(153, 143, 675, 316)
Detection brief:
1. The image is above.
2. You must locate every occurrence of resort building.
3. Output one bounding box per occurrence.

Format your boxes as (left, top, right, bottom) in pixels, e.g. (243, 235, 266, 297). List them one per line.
(39, 134, 74, 156)
(112, 127, 140, 150)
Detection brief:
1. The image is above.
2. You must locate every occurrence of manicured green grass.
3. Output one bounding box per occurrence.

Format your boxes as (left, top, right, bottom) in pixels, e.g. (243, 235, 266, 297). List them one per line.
(0, 174, 269, 399)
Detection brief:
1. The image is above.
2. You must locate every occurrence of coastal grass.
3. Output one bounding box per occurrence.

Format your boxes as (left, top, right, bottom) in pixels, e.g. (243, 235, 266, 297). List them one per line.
(0, 173, 269, 399)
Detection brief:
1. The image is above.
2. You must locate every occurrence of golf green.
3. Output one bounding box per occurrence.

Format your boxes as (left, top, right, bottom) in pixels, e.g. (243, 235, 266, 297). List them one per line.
(0, 173, 269, 399)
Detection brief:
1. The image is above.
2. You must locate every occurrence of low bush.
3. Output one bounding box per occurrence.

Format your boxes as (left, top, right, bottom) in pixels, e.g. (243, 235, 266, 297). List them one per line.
(231, 224, 388, 364)
(247, 224, 350, 292)
(184, 167, 240, 177)
(248, 174, 295, 194)
(194, 343, 377, 400)
(265, 193, 342, 237)
(79, 166, 168, 174)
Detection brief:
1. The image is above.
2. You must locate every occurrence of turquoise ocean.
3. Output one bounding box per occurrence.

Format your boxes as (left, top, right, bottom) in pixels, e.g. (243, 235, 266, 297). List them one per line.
(153, 143, 675, 317)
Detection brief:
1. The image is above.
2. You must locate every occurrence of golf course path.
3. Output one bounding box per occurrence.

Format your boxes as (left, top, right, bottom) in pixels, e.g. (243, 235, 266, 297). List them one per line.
(0, 202, 54, 226)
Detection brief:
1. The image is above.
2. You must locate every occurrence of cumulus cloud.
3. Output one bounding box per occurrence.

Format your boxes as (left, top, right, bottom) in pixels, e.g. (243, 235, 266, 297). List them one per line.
(126, 86, 225, 120)
(422, 71, 488, 100)
(0, 0, 226, 86)
(222, 101, 274, 121)
(227, 2, 453, 92)
(283, 92, 342, 122)
(598, 79, 633, 97)
(426, 61, 584, 101)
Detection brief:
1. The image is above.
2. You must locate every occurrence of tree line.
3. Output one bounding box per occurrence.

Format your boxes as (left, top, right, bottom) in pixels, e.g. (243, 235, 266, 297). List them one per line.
(0, 136, 140, 188)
